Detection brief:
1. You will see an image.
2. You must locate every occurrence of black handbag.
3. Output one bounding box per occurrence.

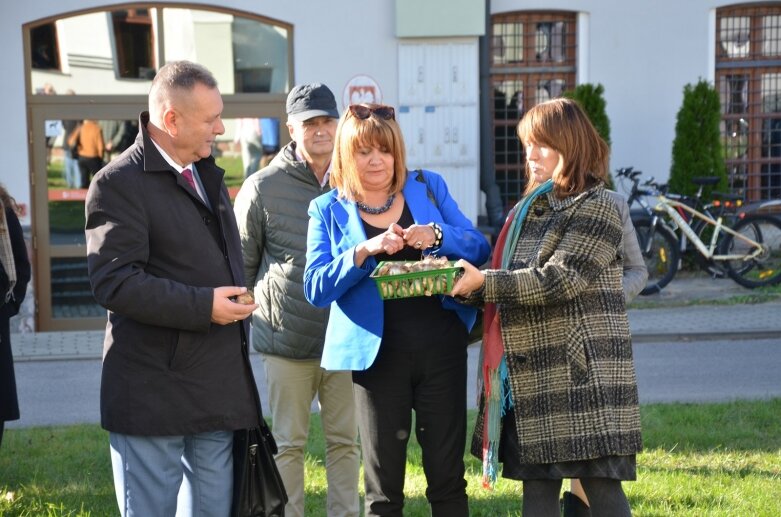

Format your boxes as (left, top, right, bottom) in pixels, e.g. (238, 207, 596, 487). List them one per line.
(69, 140, 79, 159)
(231, 421, 287, 517)
(231, 330, 288, 517)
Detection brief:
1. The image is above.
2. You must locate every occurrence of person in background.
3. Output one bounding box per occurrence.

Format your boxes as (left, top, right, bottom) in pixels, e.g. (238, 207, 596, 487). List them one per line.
(69, 119, 104, 188)
(41, 83, 60, 165)
(99, 120, 132, 162)
(259, 117, 280, 169)
(608, 190, 649, 302)
(0, 184, 31, 448)
(452, 98, 641, 517)
(85, 60, 259, 516)
(61, 90, 80, 189)
(234, 83, 360, 517)
(234, 118, 263, 178)
(304, 103, 490, 516)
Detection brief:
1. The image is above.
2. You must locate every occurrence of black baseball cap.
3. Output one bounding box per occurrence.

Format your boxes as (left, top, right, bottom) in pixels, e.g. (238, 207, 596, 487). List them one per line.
(286, 83, 339, 122)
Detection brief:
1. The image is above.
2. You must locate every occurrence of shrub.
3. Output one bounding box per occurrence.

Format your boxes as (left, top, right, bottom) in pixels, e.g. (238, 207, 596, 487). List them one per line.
(669, 80, 727, 198)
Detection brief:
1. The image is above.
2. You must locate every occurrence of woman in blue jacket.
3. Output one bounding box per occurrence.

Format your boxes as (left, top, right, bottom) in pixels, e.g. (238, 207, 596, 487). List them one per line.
(304, 103, 490, 516)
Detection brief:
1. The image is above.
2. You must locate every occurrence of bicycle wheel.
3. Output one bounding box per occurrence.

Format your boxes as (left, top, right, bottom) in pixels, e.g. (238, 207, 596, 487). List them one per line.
(717, 216, 762, 277)
(719, 214, 781, 288)
(634, 219, 680, 295)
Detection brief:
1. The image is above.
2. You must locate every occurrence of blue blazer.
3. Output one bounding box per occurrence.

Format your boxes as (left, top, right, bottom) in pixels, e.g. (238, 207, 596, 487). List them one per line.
(304, 170, 491, 371)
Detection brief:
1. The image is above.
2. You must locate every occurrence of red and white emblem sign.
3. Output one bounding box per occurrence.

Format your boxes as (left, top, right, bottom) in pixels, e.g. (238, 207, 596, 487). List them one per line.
(342, 74, 383, 107)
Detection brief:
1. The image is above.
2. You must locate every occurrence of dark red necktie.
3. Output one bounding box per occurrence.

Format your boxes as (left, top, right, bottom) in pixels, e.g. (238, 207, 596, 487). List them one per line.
(181, 168, 196, 190)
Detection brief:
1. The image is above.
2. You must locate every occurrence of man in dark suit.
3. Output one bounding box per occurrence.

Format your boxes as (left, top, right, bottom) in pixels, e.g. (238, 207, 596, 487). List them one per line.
(85, 61, 259, 517)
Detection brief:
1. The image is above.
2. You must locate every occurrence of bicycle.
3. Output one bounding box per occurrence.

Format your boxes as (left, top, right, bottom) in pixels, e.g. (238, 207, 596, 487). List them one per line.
(614, 168, 781, 292)
(617, 167, 735, 292)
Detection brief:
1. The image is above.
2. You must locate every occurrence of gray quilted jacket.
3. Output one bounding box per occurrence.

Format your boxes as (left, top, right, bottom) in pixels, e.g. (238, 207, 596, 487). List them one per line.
(233, 142, 330, 359)
(608, 190, 648, 303)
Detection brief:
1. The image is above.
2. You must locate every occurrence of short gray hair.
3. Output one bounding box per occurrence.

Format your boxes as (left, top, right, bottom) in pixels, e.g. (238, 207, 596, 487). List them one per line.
(149, 61, 217, 111)
(153, 61, 217, 91)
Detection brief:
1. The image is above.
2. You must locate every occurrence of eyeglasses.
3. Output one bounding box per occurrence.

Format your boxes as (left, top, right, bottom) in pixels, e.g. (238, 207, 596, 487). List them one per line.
(348, 104, 395, 121)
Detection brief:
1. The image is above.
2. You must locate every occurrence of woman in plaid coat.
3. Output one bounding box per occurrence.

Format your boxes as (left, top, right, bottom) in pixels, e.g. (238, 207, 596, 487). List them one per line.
(453, 98, 641, 516)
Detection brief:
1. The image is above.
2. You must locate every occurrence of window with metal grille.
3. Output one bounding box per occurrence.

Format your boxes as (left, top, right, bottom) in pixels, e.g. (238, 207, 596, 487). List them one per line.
(31, 23, 60, 71)
(717, 4, 781, 201)
(490, 11, 576, 214)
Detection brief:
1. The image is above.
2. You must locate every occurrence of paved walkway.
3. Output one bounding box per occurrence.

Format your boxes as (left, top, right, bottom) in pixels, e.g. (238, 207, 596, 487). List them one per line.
(10, 275, 781, 361)
(7, 275, 781, 429)
(630, 302, 781, 342)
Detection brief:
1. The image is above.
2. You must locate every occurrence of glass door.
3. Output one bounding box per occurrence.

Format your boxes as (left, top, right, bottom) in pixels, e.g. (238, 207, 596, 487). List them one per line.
(30, 99, 146, 330)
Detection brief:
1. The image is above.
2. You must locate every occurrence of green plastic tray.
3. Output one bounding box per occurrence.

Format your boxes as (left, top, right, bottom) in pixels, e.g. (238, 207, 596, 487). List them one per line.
(370, 260, 460, 299)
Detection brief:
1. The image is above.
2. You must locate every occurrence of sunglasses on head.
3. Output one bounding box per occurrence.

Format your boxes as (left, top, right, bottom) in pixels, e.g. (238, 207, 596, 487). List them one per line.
(348, 104, 395, 121)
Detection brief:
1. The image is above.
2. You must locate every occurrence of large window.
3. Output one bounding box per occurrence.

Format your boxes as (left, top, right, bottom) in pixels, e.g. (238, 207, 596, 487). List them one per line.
(490, 11, 577, 213)
(30, 6, 291, 95)
(31, 22, 60, 71)
(111, 9, 155, 79)
(717, 4, 781, 201)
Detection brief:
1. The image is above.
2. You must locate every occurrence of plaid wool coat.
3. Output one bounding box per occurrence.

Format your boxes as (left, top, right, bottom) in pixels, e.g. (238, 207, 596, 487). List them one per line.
(471, 184, 643, 465)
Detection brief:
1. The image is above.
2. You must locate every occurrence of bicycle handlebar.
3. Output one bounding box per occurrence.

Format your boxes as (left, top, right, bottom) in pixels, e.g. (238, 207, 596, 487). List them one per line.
(616, 166, 676, 210)
(616, 167, 748, 221)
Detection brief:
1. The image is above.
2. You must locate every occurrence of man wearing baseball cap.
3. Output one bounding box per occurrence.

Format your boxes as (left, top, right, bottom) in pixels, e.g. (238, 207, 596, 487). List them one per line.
(234, 84, 360, 517)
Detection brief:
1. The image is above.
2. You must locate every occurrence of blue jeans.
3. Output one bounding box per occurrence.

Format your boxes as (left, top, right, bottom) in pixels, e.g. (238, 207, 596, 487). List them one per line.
(64, 152, 80, 188)
(109, 430, 233, 517)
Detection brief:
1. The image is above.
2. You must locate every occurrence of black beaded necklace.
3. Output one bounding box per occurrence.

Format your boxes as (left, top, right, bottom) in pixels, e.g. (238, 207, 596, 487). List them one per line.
(356, 194, 396, 215)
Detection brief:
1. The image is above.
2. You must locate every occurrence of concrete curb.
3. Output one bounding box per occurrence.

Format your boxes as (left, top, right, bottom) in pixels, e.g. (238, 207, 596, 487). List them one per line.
(11, 329, 781, 363)
(632, 330, 781, 344)
(13, 354, 101, 363)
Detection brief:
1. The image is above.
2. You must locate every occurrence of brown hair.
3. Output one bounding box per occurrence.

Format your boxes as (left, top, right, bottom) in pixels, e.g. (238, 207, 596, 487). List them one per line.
(517, 98, 609, 198)
(0, 183, 19, 222)
(329, 104, 408, 201)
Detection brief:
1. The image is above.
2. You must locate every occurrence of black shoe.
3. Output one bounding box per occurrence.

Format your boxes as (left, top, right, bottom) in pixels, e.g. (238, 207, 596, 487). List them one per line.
(561, 491, 591, 517)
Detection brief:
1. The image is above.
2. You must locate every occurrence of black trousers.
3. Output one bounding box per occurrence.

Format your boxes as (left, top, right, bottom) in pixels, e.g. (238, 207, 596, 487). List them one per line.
(77, 157, 103, 188)
(352, 321, 469, 517)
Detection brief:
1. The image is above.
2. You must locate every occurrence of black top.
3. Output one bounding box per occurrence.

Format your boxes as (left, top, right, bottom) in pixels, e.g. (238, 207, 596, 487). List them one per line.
(362, 202, 462, 345)
(1, 206, 32, 422)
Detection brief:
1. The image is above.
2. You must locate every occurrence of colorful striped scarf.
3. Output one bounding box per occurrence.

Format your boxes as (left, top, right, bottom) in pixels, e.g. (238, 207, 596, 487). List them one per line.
(480, 179, 553, 488)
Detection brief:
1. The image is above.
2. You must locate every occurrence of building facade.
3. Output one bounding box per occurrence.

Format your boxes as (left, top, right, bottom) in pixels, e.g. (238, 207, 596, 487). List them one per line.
(1, 0, 777, 331)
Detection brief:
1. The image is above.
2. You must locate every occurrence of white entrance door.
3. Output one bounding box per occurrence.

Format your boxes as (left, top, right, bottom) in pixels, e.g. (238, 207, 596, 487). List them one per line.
(398, 40, 480, 223)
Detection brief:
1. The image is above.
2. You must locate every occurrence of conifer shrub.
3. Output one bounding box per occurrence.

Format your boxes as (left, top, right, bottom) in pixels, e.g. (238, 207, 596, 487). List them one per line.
(669, 79, 727, 198)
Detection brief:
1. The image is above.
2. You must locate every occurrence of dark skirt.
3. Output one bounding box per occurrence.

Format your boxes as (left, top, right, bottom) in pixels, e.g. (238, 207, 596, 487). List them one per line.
(498, 407, 636, 481)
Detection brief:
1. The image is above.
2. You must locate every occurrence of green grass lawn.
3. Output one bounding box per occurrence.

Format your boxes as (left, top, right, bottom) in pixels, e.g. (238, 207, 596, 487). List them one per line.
(216, 155, 245, 188)
(2, 400, 780, 516)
